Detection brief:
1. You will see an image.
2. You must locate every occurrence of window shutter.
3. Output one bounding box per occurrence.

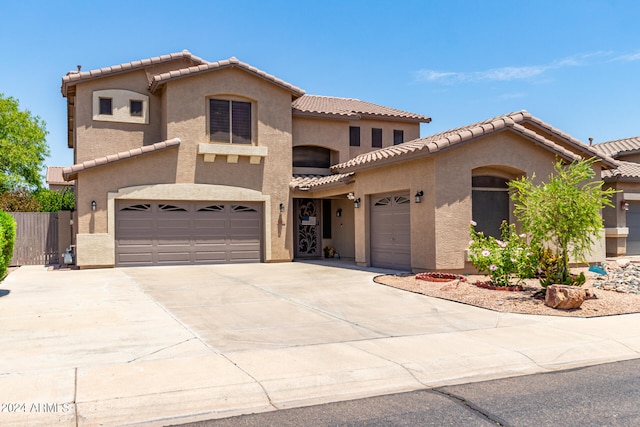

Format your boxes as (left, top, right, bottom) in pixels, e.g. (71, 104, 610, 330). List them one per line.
(232, 101, 252, 144)
(372, 128, 382, 147)
(210, 99, 230, 142)
(349, 126, 360, 146)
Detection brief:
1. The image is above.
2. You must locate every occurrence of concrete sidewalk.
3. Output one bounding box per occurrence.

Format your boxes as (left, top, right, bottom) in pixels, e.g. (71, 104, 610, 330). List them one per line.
(0, 263, 639, 426)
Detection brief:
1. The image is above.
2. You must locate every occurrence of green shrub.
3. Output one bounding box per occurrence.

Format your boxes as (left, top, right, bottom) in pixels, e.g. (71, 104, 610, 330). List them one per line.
(34, 188, 75, 212)
(468, 221, 537, 286)
(0, 210, 16, 279)
(0, 190, 41, 212)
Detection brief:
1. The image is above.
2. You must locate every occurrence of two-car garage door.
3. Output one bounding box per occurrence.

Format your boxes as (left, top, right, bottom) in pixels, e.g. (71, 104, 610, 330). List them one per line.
(115, 201, 262, 267)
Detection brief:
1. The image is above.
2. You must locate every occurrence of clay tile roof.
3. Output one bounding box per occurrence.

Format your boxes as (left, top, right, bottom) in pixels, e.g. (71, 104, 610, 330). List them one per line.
(290, 172, 355, 190)
(593, 136, 640, 158)
(62, 138, 181, 181)
(292, 95, 431, 123)
(332, 111, 616, 173)
(46, 166, 74, 186)
(149, 57, 305, 96)
(61, 50, 207, 96)
(602, 160, 640, 181)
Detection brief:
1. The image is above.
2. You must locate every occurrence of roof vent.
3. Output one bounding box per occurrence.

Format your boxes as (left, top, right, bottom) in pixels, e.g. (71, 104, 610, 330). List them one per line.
(589, 137, 594, 146)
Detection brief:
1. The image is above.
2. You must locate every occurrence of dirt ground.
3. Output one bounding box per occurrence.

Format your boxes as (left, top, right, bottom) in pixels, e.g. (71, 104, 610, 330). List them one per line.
(374, 274, 640, 318)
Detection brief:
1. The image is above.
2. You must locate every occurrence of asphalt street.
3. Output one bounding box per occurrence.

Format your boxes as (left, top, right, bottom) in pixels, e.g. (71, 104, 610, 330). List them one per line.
(175, 358, 640, 427)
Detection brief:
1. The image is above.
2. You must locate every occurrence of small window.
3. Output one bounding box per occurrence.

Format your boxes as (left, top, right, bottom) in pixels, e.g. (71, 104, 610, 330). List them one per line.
(349, 126, 360, 147)
(393, 129, 404, 145)
(372, 128, 382, 148)
(130, 100, 143, 117)
(99, 98, 112, 115)
(210, 99, 252, 144)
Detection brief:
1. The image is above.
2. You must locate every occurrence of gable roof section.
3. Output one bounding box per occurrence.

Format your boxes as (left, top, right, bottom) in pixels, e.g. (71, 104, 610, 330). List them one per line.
(593, 136, 640, 158)
(46, 166, 74, 186)
(149, 57, 305, 97)
(332, 111, 618, 173)
(292, 95, 431, 123)
(602, 160, 640, 182)
(61, 50, 206, 96)
(62, 138, 181, 181)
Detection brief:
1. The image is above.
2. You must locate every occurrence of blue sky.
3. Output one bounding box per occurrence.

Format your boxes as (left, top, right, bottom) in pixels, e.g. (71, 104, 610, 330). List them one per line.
(2, 0, 640, 173)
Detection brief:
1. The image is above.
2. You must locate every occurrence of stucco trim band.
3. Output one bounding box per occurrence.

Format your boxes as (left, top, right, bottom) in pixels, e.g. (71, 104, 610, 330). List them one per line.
(605, 227, 629, 237)
(197, 143, 268, 164)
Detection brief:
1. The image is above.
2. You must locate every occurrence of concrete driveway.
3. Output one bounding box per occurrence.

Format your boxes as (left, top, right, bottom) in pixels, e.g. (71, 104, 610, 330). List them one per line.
(1, 262, 639, 426)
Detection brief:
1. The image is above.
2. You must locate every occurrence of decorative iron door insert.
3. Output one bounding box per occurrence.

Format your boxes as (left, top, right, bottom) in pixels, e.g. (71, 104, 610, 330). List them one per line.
(295, 198, 321, 257)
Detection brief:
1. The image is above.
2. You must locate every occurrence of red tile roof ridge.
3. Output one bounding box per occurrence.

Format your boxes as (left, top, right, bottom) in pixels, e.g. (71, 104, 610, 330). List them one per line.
(331, 111, 617, 172)
(62, 138, 181, 181)
(61, 50, 206, 96)
(292, 94, 431, 122)
(149, 57, 305, 96)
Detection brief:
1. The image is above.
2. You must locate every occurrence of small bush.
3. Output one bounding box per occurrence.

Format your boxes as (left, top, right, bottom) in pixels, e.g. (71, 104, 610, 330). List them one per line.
(0, 211, 16, 279)
(469, 221, 537, 287)
(34, 188, 75, 212)
(0, 190, 41, 212)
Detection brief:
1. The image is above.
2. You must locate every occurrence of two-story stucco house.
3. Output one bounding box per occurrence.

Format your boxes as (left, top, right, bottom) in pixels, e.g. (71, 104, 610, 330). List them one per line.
(61, 50, 617, 271)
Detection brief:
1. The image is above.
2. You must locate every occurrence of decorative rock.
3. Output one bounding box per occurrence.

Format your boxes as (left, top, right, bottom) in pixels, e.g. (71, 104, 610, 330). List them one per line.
(545, 285, 586, 310)
(617, 258, 631, 268)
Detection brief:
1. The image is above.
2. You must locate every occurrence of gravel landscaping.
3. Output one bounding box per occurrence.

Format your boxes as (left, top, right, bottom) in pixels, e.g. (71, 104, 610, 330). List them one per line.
(375, 261, 640, 318)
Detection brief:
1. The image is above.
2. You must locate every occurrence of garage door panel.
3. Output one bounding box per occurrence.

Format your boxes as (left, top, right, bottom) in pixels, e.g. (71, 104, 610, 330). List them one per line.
(116, 201, 262, 266)
(626, 202, 640, 255)
(370, 193, 411, 270)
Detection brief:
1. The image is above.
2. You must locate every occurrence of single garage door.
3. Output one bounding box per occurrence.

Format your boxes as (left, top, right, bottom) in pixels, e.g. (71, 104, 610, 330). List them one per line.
(116, 201, 262, 267)
(627, 201, 640, 255)
(370, 193, 411, 270)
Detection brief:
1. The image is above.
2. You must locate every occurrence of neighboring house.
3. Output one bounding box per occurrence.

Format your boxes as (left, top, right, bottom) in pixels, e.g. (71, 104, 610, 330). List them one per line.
(45, 166, 75, 191)
(593, 137, 640, 256)
(60, 50, 616, 271)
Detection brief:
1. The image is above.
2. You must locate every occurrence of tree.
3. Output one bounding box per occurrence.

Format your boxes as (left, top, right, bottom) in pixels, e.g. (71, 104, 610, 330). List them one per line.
(0, 94, 49, 191)
(509, 158, 616, 285)
(34, 188, 75, 212)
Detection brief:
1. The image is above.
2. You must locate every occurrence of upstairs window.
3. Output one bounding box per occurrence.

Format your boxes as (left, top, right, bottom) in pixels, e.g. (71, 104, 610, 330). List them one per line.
(372, 128, 382, 148)
(393, 129, 404, 145)
(99, 98, 112, 115)
(210, 99, 252, 144)
(349, 126, 360, 147)
(130, 100, 143, 117)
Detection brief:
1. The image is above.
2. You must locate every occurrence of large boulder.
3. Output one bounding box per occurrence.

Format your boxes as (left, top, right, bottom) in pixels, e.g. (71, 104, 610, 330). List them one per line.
(545, 285, 586, 310)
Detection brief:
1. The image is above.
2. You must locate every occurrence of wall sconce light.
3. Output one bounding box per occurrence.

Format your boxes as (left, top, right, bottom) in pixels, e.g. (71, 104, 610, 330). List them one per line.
(414, 190, 424, 203)
(354, 198, 361, 209)
(621, 200, 630, 211)
(279, 203, 285, 213)
(336, 208, 342, 217)
(91, 200, 97, 211)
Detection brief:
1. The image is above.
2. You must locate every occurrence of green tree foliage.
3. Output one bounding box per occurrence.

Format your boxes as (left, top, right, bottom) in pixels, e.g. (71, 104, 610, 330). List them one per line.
(34, 188, 75, 212)
(509, 158, 616, 285)
(0, 211, 16, 279)
(0, 190, 41, 212)
(0, 94, 50, 191)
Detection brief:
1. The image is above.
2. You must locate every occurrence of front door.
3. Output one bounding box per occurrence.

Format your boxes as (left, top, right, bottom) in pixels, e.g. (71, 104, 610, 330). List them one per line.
(295, 198, 321, 258)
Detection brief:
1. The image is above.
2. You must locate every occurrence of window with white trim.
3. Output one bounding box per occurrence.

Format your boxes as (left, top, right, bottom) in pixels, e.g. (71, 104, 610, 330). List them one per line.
(209, 99, 252, 144)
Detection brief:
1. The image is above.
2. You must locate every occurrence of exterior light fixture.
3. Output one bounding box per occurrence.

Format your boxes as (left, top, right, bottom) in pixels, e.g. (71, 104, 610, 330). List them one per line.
(414, 190, 424, 203)
(91, 200, 97, 211)
(347, 192, 355, 200)
(354, 198, 361, 209)
(336, 208, 342, 217)
(621, 200, 630, 211)
(279, 203, 285, 213)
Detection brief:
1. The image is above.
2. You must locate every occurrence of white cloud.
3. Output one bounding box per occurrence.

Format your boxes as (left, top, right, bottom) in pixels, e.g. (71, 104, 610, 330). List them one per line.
(614, 52, 640, 62)
(415, 52, 608, 84)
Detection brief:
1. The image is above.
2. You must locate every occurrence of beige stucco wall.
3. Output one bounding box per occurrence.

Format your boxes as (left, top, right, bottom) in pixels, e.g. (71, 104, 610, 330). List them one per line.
(73, 71, 164, 163)
(348, 157, 436, 270)
(72, 66, 296, 267)
(293, 117, 421, 165)
(342, 131, 607, 272)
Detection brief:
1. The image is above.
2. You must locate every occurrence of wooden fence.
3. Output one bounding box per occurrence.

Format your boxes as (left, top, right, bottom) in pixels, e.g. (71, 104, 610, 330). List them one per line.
(8, 212, 72, 266)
